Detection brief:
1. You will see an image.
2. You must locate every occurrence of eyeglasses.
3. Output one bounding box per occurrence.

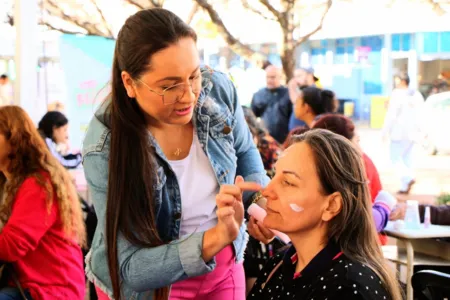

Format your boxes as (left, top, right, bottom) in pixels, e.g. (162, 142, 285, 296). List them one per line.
(136, 68, 212, 105)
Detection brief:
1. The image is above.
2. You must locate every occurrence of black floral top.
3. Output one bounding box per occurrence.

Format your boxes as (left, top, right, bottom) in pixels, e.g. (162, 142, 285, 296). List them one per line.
(248, 242, 391, 300)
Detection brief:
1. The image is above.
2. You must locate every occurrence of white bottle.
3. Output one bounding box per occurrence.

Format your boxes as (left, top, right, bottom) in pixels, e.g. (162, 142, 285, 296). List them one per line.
(404, 200, 421, 230)
(424, 206, 431, 228)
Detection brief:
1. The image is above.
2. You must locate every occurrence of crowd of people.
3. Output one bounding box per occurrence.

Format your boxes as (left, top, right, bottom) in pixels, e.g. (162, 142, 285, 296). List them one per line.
(0, 7, 448, 300)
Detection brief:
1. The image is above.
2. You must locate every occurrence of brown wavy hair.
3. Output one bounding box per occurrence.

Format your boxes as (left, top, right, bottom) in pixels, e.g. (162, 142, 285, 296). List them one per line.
(292, 129, 402, 300)
(0, 106, 85, 246)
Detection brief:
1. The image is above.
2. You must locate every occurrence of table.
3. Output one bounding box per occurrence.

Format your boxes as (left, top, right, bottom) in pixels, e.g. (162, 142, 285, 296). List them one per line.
(383, 222, 450, 300)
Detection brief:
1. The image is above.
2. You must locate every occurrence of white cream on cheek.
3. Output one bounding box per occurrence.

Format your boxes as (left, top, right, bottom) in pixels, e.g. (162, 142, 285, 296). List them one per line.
(289, 203, 304, 212)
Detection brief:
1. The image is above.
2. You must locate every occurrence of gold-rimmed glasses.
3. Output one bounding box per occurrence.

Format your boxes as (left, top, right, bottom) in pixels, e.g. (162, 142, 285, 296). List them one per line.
(136, 68, 212, 105)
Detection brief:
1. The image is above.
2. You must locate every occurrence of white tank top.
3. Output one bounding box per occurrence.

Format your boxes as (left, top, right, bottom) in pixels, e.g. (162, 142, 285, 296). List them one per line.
(168, 132, 219, 236)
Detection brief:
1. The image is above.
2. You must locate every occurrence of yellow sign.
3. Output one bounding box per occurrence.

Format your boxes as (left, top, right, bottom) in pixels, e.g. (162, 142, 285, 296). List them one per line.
(370, 96, 389, 129)
(194, 19, 219, 39)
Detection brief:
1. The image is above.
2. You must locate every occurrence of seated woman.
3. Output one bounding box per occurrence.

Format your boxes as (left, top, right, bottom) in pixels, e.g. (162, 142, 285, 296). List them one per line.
(38, 111, 82, 169)
(220, 129, 402, 299)
(0, 106, 86, 300)
(313, 114, 396, 244)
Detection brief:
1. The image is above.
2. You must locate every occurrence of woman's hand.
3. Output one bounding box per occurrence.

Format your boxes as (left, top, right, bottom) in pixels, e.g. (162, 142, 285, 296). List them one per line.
(389, 203, 407, 221)
(287, 78, 300, 105)
(215, 176, 261, 244)
(247, 215, 275, 244)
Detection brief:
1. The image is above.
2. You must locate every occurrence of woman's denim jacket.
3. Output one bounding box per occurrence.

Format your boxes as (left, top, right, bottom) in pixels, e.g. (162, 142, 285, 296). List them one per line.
(82, 70, 270, 299)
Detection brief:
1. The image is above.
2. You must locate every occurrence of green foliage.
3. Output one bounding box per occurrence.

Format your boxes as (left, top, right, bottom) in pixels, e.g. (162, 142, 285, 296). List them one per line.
(437, 193, 450, 205)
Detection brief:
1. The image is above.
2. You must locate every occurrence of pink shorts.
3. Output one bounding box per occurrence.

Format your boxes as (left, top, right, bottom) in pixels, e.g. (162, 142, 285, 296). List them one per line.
(95, 245, 245, 300)
(169, 245, 245, 300)
(95, 286, 109, 300)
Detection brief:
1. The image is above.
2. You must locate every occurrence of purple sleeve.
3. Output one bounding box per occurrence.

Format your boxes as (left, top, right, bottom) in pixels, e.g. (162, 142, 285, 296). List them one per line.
(372, 203, 390, 232)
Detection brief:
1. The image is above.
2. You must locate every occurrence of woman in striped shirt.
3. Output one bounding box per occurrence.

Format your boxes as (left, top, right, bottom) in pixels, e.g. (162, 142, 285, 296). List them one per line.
(38, 111, 82, 169)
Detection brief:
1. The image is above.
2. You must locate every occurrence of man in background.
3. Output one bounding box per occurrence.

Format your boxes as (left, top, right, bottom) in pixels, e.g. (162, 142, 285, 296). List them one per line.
(0, 74, 13, 106)
(382, 72, 424, 194)
(251, 65, 291, 144)
(288, 67, 319, 130)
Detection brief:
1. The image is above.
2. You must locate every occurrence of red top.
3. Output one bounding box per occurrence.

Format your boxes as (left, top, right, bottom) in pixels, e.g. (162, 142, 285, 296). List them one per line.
(0, 175, 85, 299)
(362, 153, 382, 203)
(362, 153, 387, 245)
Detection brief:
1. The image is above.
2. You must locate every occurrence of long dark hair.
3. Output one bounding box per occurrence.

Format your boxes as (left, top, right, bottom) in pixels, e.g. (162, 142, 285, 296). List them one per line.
(292, 130, 402, 300)
(38, 111, 69, 140)
(104, 8, 197, 300)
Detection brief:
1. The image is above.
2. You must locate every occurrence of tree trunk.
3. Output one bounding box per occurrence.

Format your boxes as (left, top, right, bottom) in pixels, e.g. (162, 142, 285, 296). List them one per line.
(281, 48, 295, 80)
(281, 21, 296, 80)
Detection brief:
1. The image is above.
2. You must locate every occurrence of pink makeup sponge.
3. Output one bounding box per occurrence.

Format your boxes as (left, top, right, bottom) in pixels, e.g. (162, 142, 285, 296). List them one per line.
(247, 204, 291, 244)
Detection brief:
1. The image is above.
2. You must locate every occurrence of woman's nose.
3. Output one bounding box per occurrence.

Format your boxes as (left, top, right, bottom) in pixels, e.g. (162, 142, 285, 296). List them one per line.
(262, 181, 277, 200)
(179, 85, 197, 104)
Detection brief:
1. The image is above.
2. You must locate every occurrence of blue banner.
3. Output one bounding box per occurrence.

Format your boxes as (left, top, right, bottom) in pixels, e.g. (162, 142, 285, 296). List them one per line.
(59, 34, 115, 150)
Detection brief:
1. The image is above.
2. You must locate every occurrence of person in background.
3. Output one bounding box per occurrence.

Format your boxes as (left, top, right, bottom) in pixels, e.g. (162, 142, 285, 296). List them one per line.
(0, 106, 86, 300)
(242, 106, 283, 294)
(313, 114, 381, 201)
(242, 106, 281, 177)
(282, 126, 310, 149)
(287, 67, 319, 130)
(294, 86, 337, 128)
(47, 101, 65, 113)
(0, 75, 13, 106)
(312, 114, 396, 244)
(382, 72, 424, 195)
(82, 8, 270, 300)
(251, 65, 292, 144)
(219, 129, 402, 300)
(38, 111, 82, 169)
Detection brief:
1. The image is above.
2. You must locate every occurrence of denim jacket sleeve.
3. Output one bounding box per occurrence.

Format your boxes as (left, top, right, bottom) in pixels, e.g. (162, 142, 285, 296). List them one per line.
(217, 74, 270, 205)
(83, 151, 216, 292)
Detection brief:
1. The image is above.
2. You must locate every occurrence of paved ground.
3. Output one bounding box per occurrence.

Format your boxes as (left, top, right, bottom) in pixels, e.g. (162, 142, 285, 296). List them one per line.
(358, 126, 450, 205)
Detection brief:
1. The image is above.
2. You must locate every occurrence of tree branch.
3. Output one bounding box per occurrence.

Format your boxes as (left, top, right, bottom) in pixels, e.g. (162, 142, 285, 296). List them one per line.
(194, 0, 264, 61)
(91, 0, 114, 37)
(125, 0, 146, 10)
(6, 14, 13, 26)
(124, 0, 164, 9)
(294, 0, 332, 48)
(150, 0, 164, 7)
(258, 0, 282, 20)
(42, 21, 86, 35)
(45, 0, 112, 37)
(242, 0, 277, 21)
(424, 0, 447, 14)
(186, 2, 199, 25)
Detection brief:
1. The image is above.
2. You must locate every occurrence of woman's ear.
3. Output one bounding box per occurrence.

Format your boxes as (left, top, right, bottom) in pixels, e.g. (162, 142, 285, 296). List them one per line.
(121, 71, 137, 98)
(322, 192, 343, 222)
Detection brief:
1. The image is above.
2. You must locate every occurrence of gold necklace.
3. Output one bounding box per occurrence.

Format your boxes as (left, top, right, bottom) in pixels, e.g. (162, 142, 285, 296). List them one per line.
(174, 148, 182, 156)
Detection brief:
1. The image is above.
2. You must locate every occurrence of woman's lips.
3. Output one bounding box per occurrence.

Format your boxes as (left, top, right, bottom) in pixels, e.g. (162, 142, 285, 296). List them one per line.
(174, 106, 192, 116)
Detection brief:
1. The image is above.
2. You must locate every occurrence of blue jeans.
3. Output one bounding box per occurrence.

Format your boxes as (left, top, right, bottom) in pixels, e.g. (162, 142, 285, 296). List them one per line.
(0, 287, 32, 300)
